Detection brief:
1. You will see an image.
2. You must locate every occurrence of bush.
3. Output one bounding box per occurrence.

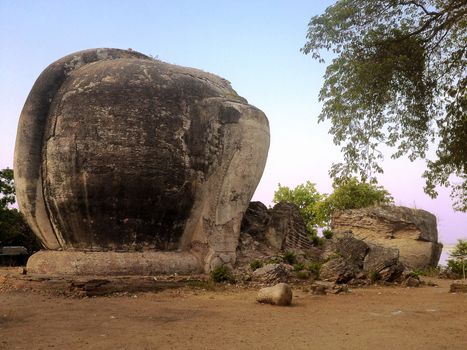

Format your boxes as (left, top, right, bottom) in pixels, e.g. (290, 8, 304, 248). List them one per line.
(296, 270, 311, 279)
(369, 271, 381, 283)
(210, 266, 235, 283)
(282, 251, 297, 264)
(322, 228, 333, 239)
(293, 263, 305, 271)
(447, 240, 467, 280)
(306, 262, 322, 278)
(311, 235, 325, 246)
(250, 259, 263, 271)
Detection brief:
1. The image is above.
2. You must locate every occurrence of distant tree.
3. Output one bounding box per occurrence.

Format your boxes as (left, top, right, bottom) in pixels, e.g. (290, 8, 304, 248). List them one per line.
(317, 177, 394, 225)
(0, 168, 41, 252)
(302, 0, 467, 211)
(273, 181, 326, 235)
(448, 239, 467, 280)
(273, 178, 393, 234)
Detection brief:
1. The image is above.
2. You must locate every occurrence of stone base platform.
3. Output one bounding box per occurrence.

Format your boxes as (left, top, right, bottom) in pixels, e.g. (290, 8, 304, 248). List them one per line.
(26, 250, 203, 276)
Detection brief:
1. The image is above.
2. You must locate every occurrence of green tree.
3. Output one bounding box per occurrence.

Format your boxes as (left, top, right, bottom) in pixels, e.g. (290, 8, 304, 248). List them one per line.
(302, 0, 467, 211)
(273, 181, 325, 235)
(273, 178, 393, 234)
(448, 239, 467, 280)
(318, 177, 394, 224)
(0, 168, 41, 252)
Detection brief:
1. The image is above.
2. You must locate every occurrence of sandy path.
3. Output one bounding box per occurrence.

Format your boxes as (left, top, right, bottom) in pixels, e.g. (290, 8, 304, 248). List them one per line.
(1, 278, 466, 350)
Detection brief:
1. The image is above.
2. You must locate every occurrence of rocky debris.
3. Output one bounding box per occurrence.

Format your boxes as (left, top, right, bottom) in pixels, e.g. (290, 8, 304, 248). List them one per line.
(252, 264, 289, 283)
(256, 283, 292, 306)
(331, 206, 442, 269)
(310, 281, 348, 295)
(404, 276, 421, 287)
(449, 283, 467, 293)
(240, 201, 271, 239)
(320, 232, 368, 283)
(15, 48, 270, 275)
(363, 244, 404, 282)
(321, 231, 404, 284)
(320, 257, 355, 283)
(266, 202, 314, 251)
(235, 232, 279, 269)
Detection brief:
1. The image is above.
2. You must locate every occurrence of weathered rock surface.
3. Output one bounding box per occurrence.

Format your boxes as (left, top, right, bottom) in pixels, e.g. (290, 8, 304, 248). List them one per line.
(331, 206, 442, 269)
(14, 48, 270, 274)
(240, 201, 271, 239)
(265, 202, 314, 251)
(311, 281, 348, 295)
(256, 283, 292, 306)
(252, 264, 289, 283)
(321, 231, 403, 283)
(363, 244, 404, 282)
(450, 283, 467, 293)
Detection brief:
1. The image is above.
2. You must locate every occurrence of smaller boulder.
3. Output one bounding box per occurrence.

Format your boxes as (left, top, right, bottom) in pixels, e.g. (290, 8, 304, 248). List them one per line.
(310, 281, 349, 295)
(320, 257, 355, 283)
(256, 283, 292, 306)
(252, 263, 289, 283)
(404, 276, 421, 287)
(450, 283, 467, 293)
(363, 244, 404, 281)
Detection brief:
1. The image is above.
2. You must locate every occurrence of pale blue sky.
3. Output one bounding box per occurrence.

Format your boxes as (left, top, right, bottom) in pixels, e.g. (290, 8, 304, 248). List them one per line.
(0, 0, 465, 243)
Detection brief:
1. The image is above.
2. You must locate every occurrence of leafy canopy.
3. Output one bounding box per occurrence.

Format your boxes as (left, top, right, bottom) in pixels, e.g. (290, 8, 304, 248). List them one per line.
(318, 177, 393, 223)
(273, 178, 393, 233)
(0, 168, 41, 252)
(448, 239, 467, 279)
(273, 181, 325, 235)
(302, 0, 467, 211)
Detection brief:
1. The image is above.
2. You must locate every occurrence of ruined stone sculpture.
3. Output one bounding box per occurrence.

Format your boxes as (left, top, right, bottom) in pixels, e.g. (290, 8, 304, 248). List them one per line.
(14, 48, 270, 275)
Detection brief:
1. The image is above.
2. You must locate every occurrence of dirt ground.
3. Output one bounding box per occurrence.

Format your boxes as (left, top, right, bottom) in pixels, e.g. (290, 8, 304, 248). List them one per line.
(0, 269, 466, 350)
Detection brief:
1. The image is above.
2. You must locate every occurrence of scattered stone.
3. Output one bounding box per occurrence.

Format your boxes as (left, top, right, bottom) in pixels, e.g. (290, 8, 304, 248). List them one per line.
(331, 206, 442, 270)
(256, 283, 292, 306)
(450, 283, 467, 293)
(252, 264, 289, 283)
(310, 281, 349, 295)
(404, 276, 421, 287)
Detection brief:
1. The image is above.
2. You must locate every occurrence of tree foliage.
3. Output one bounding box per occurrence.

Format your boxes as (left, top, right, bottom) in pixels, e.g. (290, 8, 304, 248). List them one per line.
(0, 168, 41, 252)
(318, 177, 394, 223)
(302, 0, 467, 211)
(273, 181, 325, 235)
(273, 178, 393, 233)
(447, 239, 467, 279)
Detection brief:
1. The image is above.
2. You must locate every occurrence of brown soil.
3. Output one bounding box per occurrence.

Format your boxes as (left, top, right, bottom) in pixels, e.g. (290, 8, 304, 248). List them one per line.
(1, 268, 466, 350)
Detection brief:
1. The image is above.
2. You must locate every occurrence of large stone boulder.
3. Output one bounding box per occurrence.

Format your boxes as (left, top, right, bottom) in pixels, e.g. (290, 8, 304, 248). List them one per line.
(331, 206, 442, 269)
(14, 48, 270, 275)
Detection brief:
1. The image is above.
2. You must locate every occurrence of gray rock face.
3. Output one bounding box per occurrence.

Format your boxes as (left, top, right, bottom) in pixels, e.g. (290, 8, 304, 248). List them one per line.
(252, 263, 289, 283)
(331, 206, 442, 269)
(240, 201, 271, 239)
(265, 202, 314, 251)
(321, 231, 403, 283)
(363, 244, 404, 282)
(14, 48, 270, 274)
